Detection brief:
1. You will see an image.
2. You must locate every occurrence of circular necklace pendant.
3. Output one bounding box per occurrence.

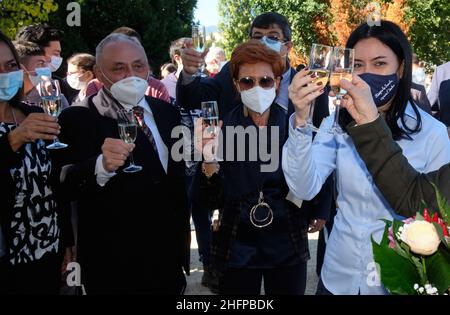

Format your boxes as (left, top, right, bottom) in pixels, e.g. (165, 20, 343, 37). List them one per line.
(249, 191, 273, 228)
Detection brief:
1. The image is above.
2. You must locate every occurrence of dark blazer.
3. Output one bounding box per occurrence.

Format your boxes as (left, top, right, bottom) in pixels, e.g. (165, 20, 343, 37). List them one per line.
(178, 63, 333, 220)
(436, 79, 450, 126)
(411, 82, 432, 114)
(347, 116, 450, 216)
(53, 90, 190, 294)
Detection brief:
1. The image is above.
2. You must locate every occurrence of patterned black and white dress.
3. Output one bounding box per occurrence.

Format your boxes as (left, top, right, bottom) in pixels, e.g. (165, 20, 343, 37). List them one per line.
(0, 123, 59, 265)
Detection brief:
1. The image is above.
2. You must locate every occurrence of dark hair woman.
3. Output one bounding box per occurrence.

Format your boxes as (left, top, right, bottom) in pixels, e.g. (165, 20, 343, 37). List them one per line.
(343, 20, 420, 140)
(283, 20, 450, 295)
(0, 31, 62, 294)
(197, 40, 318, 295)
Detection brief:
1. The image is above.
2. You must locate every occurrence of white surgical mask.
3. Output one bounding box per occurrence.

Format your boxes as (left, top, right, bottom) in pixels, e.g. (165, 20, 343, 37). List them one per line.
(49, 56, 63, 72)
(67, 73, 88, 91)
(28, 67, 52, 87)
(240, 86, 276, 115)
(0, 70, 23, 101)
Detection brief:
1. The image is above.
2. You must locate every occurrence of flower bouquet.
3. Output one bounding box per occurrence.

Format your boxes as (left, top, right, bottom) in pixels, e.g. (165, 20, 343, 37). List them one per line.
(372, 187, 450, 295)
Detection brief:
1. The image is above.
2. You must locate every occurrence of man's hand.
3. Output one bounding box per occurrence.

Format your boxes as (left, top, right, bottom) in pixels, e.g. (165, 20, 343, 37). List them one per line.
(7, 113, 60, 152)
(180, 38, 209, 75)
(308, 219, 326, 233)
(101, 138, 135, 173)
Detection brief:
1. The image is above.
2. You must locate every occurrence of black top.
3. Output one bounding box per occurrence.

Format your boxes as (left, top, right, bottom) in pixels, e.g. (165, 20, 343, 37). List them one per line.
(220, 104, 300, 268)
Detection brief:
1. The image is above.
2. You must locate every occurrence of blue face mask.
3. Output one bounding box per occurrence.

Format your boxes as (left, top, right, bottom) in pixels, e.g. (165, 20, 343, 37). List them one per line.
(359, 72, 399, 107)
(260, 36, 282, 53)
(0, 70, 24, 102)
(28, 67, 52, 87)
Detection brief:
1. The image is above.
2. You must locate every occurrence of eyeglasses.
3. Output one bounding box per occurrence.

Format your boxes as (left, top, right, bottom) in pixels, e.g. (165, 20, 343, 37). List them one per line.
(237, 76, 276, 91)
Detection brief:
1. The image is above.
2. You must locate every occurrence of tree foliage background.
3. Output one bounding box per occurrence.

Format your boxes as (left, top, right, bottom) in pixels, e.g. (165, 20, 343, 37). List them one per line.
(0, 0, 58, 38)
(219, 0, 450, 69)
(0, 0, 197, 73)
(49, 0, 197, 72)
(1, 0, 448, 72)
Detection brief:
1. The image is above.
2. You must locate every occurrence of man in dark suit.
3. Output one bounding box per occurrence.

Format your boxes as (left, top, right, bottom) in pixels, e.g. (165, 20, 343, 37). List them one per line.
(411, 82, 432, 114)
(177, 12, 333, 289)
(54, 33, 190, 294)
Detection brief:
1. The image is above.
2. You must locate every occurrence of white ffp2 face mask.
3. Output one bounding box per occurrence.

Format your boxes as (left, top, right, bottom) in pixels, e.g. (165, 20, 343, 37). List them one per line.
(110, 76, 148, 110)
(240, 86, 276, 115)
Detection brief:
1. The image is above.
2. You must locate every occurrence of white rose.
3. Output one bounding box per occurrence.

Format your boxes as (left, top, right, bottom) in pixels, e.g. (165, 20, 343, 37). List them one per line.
(401, 221, 441, 256)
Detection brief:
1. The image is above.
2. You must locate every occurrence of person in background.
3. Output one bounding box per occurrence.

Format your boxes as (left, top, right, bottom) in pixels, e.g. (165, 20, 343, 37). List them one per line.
(161, 37, 190, 103)
(427, 60, 450, 135)
(13, 40, 69, 108)
(283, 20, 450, 295)
(66, 53, 95, 104)
(0, 31, 62, 294)
(412, 54, 426, 86)
(85, 26, 171, 103)
(160, 62, 177, 80)
(205, 46, 227, 78)
(15, 24, 76, 102)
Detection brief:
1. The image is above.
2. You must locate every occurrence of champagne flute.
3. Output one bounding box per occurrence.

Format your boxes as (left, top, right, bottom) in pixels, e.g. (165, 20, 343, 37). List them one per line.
(201, 101, 219, 159)
(307, 43, 333, 132)
(39, 79, 68, 149)
(328, 47, 355, 134)
(192, 25, 207, 78)
(117, 109, 142, 173)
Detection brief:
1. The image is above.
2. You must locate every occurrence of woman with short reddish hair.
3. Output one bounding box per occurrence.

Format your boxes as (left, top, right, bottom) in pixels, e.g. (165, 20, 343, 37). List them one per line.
(197, 40, 316, 295)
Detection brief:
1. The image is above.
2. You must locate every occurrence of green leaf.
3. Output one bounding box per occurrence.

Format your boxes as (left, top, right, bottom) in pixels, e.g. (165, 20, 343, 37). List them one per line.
(371, 225, 421, 295)
(432, 222, 449, 249)
(378, 219, 392, 247)
(432, 183, 450, 226)
(425, 246, 450, 294)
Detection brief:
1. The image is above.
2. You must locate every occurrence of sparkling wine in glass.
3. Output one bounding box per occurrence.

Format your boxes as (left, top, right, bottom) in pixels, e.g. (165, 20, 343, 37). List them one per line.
(117, 109, 142, 173)
(39, 79, 68, 149)
(328, 47, 355, 134)
(192, 25, 207, 78)
(201, 101, 219, 136)
(307, 44, 333, 132)
(201, 101, 219, 159)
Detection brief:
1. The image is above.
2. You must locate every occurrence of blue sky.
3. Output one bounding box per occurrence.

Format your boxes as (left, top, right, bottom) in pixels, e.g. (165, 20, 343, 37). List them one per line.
(194, 0, 219, 27)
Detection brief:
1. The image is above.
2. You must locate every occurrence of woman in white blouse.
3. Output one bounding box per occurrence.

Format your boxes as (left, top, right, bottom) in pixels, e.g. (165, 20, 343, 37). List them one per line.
(282, 20, 450, 295)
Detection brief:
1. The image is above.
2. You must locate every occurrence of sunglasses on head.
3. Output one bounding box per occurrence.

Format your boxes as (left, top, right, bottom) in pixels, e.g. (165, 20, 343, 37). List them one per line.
(238, 76, 276, 91)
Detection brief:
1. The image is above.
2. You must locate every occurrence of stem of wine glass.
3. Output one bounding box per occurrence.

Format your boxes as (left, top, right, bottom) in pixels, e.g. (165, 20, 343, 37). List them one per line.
(332, 96, 342, 129)
(129, 152, 136, 167)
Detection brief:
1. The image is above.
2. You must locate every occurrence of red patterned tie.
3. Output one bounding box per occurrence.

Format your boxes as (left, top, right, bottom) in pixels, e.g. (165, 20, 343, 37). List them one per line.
(133, 106, 159, 154)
